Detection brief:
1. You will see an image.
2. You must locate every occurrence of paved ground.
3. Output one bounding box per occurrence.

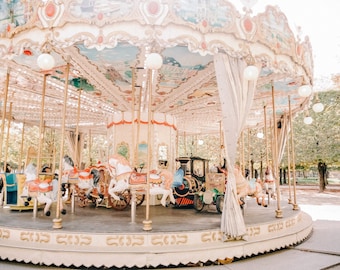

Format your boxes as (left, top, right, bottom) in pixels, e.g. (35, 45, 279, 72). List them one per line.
(213, 185, 340, 270)
(0, 185, 339, 270)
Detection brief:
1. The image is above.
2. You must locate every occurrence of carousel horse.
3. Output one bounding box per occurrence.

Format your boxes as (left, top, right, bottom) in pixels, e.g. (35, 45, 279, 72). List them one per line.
(62, 155, 104, 207)
(264, 166, 276, 200)
(234, 166, 267, 207)
(20, 163, 67, 216)
(107, 154, 175, 207)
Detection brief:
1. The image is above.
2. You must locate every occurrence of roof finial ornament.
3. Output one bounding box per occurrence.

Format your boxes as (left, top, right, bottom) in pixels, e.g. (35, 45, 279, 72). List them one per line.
(240, 0, 258, 13)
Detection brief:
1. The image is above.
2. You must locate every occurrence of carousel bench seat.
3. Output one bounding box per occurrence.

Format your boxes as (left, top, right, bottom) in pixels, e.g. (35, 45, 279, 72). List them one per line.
(4, 173, 18, 204)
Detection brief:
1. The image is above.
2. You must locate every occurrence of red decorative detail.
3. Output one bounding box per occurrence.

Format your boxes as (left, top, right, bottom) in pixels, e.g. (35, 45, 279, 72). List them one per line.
(23, 49, 33, 56)
(243, 18, 253, 32)
(97, 36, 103, 44)
(97, 13, 103, 20)
(147, 1, 160, 15)
(202, 20, 208, 28)
(45, 2, 56, 18)
(201, 42, 207, 50)
(107, 120, 177, 131)
(296, 44, 302, 56)
(6, 24, 11, 32)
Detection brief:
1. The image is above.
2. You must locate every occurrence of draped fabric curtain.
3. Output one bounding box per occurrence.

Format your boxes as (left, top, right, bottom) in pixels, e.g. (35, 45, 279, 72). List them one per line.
(214, 53, 257, 240)
(277, 113, 290, 165)
(65, 131, 85, 168)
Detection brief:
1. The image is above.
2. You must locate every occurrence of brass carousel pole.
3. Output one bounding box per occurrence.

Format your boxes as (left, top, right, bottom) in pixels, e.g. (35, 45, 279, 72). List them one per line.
(219, 120, 223, 166)
(264, 105, 269, 168)
(74, 90, 82, 168)
(51, 129, 56, 173)
(142, 52, 162, 231)
(18, 122, 25, 172)
(3, 102, 12, 206)
(4, 103, 13, 168)
(2, 102, 12, 206)
(285, 108, 292, 204)
(131, 67, 137, 224)
(53, 60, 70, 229)
(143, 68, 153, 231)
(271, 82, 282, 218)
(34, 73, 48, 218)
(248, 128, 251, 178)
(288, 96, 299, 210)
(135, 85, 142, 168)
(131, 67, 136, 167)
(70, 89, 81, 214)
(0, 69, 10, 172)
(88, 129, 92, 165)
(241, 130, 245, 175)
(37, 74, 48, 174)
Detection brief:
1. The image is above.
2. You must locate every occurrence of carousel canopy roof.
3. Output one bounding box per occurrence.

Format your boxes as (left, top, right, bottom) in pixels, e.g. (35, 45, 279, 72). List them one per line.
(0, 0, 313, 135)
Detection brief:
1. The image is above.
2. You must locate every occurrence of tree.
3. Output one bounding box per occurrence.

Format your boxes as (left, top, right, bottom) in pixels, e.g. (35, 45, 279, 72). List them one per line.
(292, 90, 339, 191)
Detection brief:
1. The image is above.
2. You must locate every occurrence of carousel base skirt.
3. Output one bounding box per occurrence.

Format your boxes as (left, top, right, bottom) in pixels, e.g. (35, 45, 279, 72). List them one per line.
(0, 198, 312, 268)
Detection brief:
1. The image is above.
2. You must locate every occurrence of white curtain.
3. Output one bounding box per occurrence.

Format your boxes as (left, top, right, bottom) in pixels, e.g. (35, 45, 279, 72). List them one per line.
(65, 131, 85, 168)
(214, 53, 257, 240)
(277, 113, 289, 165)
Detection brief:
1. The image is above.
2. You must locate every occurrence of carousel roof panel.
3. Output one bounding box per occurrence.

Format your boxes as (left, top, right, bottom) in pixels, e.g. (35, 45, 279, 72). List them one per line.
(0, 0, 313, 135)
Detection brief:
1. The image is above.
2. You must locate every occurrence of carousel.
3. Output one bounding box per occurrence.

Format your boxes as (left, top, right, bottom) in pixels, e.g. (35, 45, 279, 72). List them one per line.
(0, 0, 314, 268)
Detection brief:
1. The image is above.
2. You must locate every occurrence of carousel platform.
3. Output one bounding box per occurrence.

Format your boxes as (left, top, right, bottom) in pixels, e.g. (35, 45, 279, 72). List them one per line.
(0, 196, 313, 269)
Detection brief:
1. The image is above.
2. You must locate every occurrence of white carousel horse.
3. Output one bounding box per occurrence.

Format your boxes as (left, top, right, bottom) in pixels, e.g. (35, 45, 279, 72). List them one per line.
(107, 154, 175, 207)
(234, 166, 267, 207)
(264, 166, 276, 200)
(20, 163, 66, 216)
(62, 155, 104, 207)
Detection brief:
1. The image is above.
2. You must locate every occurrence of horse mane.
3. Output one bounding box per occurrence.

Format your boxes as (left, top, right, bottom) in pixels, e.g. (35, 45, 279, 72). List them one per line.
(64, 155, 74, 167)
(0, 176, 3, 193)
(24, 163, 38, 181)
(90, 169, 101, 186)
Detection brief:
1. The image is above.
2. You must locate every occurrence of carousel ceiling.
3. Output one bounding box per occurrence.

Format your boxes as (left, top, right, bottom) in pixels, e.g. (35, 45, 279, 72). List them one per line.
(0, 0, 313, 135)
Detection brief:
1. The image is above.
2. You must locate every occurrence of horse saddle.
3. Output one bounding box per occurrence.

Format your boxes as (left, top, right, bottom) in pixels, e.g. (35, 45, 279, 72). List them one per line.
(129, 172, 147, 185)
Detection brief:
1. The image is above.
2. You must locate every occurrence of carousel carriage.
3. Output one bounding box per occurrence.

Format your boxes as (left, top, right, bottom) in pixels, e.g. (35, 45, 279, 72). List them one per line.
(173, 156, 267, 213)
(172, 157, 224, 211)
(173, 156, 225, 213)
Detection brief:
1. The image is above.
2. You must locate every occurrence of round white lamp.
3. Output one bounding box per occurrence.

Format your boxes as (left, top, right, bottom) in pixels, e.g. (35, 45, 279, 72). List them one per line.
(145, 53, 163, 70)
(303, 116, 313, 125)
(256, 132, 264, 139)
(37, 53, 55, 70)
(244, 65, 259, 81)
(298, 85, 312, 97)
(312, 102, 324, 113)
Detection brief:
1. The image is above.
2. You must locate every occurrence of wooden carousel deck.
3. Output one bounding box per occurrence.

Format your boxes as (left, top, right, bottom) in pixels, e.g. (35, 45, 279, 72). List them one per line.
(0, 196, 313, 269)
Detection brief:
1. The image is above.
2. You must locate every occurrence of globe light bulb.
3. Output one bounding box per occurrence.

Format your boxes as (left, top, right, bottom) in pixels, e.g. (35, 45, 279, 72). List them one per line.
(303, 116, 313, 125)
(257, 132, 264, 139)
(37, 53, 55, 70)
(312, 102, 324, 113)
(298, 85, 312, 97)
(145, 53, 163, 70)
(244, 65, 259, 80)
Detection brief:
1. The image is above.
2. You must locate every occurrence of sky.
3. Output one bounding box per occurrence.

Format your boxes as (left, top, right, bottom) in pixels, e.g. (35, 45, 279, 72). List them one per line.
(230, 0, 340, 91)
